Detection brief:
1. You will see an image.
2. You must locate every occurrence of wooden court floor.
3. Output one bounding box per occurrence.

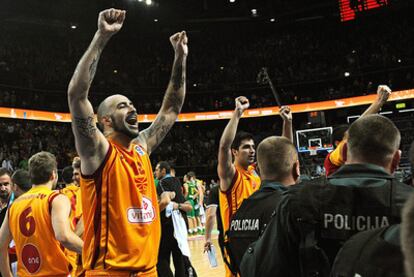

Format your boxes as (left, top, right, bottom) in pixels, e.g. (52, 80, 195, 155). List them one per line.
(188, 236, 226, 277)
(169, 234, 226, 276)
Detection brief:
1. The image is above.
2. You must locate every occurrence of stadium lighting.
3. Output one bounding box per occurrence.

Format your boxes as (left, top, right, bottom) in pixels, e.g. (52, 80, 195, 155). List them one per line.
(352, 49, 356, 54)
(220, 66, 224, 70)
(154, 19, 158, 22)
(229, 0, 236, 2)
(270, 18, 275, 22)
(145, 0, 152, 5)
(398, 59, 402, 63)
(138, 0, 143, 2)
(344, 72, 350, 77)
(113, 69, 118, 74)
(251, 9, 257, 16)
(70, 25, 77, 29)
(193, 83, 197, 87)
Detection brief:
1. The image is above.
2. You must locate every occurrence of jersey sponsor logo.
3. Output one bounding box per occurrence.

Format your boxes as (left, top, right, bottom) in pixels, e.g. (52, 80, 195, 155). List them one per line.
(21, 243, 41, 274)
(230, 218, 259, 231)
(323, 213, 390, 231)
(135, 145, 145, 156)
(127, 196, 155, 224)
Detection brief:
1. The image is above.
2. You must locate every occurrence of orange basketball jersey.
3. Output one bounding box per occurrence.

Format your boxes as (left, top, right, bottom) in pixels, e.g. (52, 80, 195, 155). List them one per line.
(8, 186, 70, 277)
(60, 184, 83, 276)
(219, 163, 261, 233)
(81, 140, 160, 275)
(60, 184, 82, 230)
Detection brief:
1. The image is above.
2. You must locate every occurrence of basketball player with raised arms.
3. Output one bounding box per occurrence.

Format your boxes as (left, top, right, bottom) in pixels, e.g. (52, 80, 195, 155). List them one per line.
(67, 8, 188, 277)
(217, 96, 292, 276)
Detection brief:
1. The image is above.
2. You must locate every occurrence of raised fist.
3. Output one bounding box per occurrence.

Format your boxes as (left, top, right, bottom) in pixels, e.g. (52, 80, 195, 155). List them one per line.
(170, 31, 188, 58)
(98, 8, 126, 36)
(376, 85, 391, 104)
(279, 106, 292, 122)
(235, 96, 250, 115)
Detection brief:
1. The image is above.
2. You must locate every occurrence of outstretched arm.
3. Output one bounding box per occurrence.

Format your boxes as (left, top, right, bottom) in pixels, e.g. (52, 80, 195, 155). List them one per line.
(218, 96, 249, 192)
(68, 8, 126, 175)
(361, 85, 391, 117)
(204, 205, 217, 252)
(136, 32, 188, 155)
(280, 106, 293, 143)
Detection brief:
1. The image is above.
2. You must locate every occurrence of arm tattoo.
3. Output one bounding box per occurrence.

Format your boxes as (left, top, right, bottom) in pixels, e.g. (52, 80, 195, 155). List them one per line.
(163, 91, 182, 114)
(74, 115, 97, 138)
(88, 40, 105, 85)
(88, 56, 99, 84)
(147, 115, 171, 150)
(170, 61, 185, 91)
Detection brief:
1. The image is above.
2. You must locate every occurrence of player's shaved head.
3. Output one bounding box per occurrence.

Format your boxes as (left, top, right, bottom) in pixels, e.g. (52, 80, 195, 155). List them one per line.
(97, 94, 138, 139)
(257, 136, 298, 181)
(97, 94, 127, 129)
(347, 114, 400, 167)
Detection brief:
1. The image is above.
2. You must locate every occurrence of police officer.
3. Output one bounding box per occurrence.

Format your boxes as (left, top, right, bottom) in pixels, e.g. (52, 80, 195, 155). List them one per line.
(226, 135, 300, 273)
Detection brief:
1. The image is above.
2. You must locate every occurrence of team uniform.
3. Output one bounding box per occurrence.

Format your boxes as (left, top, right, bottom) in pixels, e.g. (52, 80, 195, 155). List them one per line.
(185, 181, 199, 218)
(80, 140, 160, 276)
(324, 139, 347, 176)
(60, 184, 83, 276)
(8, 186, 70, 276)
(219, 163, 260, 277)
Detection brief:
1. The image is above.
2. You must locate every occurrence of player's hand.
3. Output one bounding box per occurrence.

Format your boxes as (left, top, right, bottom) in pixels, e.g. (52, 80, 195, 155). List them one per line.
(376, 85, 391, 104)
(97, 8, 126, 37)
(172, 202, 179, 210)
(235, 96, 249, 116)
(204, 239, 212, 253)
(170, 31, 188, 58)
(280, 106, 292, 122)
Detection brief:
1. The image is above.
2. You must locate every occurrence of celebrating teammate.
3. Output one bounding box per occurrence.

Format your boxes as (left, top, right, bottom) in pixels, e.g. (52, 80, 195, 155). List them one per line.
(67, 8, 188, 276)
(217, 97, 293, 275)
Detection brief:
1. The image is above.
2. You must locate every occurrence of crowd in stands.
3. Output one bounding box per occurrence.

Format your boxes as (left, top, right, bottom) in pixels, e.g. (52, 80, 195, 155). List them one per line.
(0, 9, 413, 113)
(1, 106, 414, 181)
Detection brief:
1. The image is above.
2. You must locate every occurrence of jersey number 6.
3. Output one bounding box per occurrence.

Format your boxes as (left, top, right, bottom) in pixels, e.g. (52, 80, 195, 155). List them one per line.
(19, 207, 36, 237)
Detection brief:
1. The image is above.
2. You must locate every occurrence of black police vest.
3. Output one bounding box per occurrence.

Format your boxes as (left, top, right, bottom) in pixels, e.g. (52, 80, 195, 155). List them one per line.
(331, 225, 404, 277)
(240, 177, 404, 277)
(226, 184, 286, 273)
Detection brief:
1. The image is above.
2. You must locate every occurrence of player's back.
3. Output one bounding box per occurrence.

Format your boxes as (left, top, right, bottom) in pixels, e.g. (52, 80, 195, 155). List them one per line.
(8, 186, 69, 277)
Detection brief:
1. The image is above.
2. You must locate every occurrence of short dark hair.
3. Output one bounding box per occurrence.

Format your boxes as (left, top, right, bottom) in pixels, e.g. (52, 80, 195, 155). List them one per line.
(187, 171, 196, 178)
(28, 152, 57, 185)
(347, 115, 400, 165)
(257, 136, 298, 180)
(157, 161, 171, 174)
(332, 124, 349, 145)
(61, 166, 74, 184)
(231, 131, 254, 150)
(11, 170, 31, 191)
(0, 168, 11, 178)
